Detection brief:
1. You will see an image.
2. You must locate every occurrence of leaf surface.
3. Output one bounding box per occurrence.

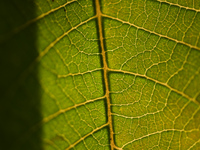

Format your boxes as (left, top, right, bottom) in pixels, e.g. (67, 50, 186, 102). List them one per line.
(0, 0, 200, 149)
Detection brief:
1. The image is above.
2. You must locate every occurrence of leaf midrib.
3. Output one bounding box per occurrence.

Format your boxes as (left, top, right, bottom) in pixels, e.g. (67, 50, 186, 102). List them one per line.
(95, 0, 117, 149)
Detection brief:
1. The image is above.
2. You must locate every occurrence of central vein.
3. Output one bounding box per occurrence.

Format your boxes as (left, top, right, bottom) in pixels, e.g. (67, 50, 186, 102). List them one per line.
(95, 0, 115, 149)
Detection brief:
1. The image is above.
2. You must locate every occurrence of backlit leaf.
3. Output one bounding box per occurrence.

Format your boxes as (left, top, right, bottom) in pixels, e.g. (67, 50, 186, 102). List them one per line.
(0, 0, 200, 149)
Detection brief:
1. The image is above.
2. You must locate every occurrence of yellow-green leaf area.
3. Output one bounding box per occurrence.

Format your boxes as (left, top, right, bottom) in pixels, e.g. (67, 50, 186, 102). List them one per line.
(1, 0, 200, 150)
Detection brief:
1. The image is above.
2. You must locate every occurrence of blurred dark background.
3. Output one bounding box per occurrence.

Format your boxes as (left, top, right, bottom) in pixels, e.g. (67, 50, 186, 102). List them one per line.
(0, 0, 42, 149)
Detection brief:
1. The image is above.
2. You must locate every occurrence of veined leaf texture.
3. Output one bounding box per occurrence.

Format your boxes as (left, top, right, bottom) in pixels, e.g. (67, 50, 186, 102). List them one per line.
(0, 0, 200, 149)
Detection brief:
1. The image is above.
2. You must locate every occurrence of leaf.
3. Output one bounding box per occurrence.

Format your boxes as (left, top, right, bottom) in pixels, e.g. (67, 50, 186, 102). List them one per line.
(0, 0, 200, 149)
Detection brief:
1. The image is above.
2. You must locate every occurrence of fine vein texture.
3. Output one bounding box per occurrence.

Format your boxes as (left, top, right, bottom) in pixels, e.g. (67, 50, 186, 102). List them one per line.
(0, 0, 200, 150)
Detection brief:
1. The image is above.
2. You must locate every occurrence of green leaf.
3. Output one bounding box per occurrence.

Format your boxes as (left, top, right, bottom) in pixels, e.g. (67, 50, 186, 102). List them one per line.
(1, 0, 200, 149)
